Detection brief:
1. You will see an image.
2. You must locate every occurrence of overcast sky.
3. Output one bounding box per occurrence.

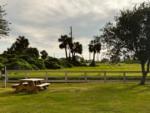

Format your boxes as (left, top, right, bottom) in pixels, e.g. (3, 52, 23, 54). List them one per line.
(0, 0, 146, 59)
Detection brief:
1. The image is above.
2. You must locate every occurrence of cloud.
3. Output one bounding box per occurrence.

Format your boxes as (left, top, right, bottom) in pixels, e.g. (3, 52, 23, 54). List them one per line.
(0, 0, 146, 59)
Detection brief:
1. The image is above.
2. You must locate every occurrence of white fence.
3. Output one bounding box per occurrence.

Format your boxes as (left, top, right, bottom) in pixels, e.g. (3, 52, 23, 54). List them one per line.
(3, 70, 150, 83)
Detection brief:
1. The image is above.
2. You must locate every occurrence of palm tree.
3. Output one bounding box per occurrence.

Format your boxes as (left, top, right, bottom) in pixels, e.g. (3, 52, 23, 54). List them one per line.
(58, 35, 70, 59)
(88, 36, 101, 66)
(71, 42, 82, 61)
(58, 27, 83, 61)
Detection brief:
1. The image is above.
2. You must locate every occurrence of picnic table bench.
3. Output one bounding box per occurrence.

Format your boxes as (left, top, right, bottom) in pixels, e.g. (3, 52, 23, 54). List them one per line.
(12, 78, 50, 93)
(36, 83, 50, 90)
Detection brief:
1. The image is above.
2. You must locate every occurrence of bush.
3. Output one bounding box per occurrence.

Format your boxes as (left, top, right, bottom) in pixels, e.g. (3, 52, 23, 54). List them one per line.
(44, 60, 61, 69)
(59, 58, 73, 68)
(19, 55, 45, 69)
(19, 55, 33, 62)
(122, 59, 139, 64)
(6, 59, 33, 70)
(0, 56, 8, 64)
(3, 54, 17, 59)
(100, 58, 110, 63)
(89, 61, 96, 67)
(44, 57, 61, 69)
(70, 60, 86, 66)
(34, 59, 45, 69)
(0, 63, 4, 69)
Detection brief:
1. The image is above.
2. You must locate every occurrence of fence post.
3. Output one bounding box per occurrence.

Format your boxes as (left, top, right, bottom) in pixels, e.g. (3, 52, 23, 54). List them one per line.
(84, 72, 87, 82)
(123, 72, 126, 83)
(104, 71, 107, 83)
(65, 71, 68, 82)
(45, 71, 48, 82)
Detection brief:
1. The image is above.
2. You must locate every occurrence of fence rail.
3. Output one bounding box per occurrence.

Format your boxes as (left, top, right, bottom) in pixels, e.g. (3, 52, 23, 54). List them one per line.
(2, 70, 150, 83)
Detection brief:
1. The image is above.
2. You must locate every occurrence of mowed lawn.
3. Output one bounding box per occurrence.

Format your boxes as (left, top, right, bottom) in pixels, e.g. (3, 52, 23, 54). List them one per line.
(0, 82, 150, 113)
(8, 63, 144, 78)
(63, 63, 141, 71)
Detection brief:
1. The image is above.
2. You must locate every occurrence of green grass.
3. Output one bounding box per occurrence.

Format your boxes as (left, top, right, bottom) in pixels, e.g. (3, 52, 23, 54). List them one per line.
(63, 63, 141, 71)
(8, 63, 144, 78)
(0, 82, 150, 113)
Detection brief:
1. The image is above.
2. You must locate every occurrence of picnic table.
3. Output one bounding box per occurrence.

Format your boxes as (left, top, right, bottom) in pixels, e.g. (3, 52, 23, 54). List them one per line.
(12, 78, 50, 93)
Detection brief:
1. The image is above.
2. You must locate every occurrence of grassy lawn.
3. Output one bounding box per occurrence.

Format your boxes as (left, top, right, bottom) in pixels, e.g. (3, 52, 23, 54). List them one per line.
(0, 82, 150, 113)
(63, 63, 141, 71)
(7, 63, 144, 78)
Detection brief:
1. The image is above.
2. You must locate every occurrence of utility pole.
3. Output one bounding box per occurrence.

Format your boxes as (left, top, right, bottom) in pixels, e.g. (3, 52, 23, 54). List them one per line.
(69, 26, 73, 60)
(70, 26, 73, 39)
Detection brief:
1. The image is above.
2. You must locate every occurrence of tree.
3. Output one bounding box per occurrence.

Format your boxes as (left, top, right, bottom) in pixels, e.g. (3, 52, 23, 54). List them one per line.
(25, 47, 39, 58)
(88, 37, 101, 66)
(71, 42, 82, 61)
(101, 2, 150, 85)
(40, 50, 48, 60)
(58, 35, 70, 59)
(59, 27, 83, 62)
(7, 36, 29, 54)
(0, 5, 9, 37)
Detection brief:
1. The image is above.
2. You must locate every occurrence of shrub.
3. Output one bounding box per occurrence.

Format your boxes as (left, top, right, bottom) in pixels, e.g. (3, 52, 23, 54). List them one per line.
(34, 59, 45, 69)
(100, 58, 110, 63)
(19, 55, 45, 69)
(70, 60, 86, 66)
(59, 58, 73, 68)
(6, 59, 33, 70)
(0, 56, 8, 64)
(0, 63, 4, 69)
(122, 59, 139, 64)
(44, 57, 61, 69)
(19, 55, 33, 62)
(44, 60, 61, 69)
(89, 61, 96, 67)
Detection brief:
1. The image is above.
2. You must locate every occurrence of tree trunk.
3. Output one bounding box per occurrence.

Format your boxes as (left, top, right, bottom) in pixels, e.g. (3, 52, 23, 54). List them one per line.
(93, 52, 96, 63)
(68, 51, 71, 61)
(71, 52, 74, 60)
(89, 52, 91, 61)
(140, 71, 147, 85)
(140, 63, 147, 85)
(90, 52, 96, 66)
(72, 52, 76, 61)
(65, 47, 68, 59)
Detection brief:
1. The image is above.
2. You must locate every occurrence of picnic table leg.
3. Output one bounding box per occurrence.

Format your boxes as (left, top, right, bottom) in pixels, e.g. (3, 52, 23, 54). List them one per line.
(27, 87, 38, 93)
(15, 87, 24, 93)
(43, 86, 47, 90)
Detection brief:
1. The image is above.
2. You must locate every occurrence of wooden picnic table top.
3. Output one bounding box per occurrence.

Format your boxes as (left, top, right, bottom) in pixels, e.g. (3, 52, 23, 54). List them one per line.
(20, 78, 44, 82)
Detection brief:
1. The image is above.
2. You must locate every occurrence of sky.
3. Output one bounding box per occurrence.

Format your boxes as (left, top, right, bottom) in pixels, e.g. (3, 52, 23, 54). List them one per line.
(0, 0, 146, 59)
